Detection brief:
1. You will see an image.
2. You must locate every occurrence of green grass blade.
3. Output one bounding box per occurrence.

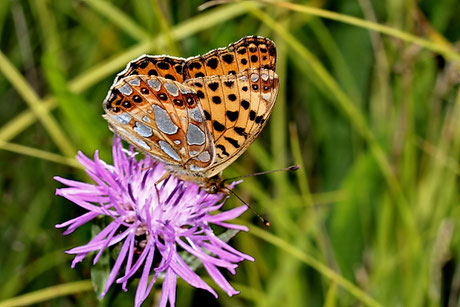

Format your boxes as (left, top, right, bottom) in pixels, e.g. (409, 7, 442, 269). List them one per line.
(0, 281, 93, 307)
(0, 51, 76, 157)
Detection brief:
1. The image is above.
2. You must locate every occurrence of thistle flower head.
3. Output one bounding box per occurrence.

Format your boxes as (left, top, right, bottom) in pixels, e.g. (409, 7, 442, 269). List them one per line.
(55, 137, 253, 307)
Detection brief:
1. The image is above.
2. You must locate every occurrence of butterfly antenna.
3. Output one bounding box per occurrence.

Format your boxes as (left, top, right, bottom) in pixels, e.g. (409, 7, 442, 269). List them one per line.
(223, 165, 300, 182)
(223, 187, 271, 227)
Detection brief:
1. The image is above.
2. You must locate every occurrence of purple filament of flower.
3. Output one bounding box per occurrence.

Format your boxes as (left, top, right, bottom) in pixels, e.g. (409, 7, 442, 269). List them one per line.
(54, 137, 253, 307)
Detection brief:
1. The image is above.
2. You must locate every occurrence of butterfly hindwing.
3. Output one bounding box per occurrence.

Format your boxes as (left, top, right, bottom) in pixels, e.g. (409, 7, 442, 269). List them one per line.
(185, 68, 278, 177)
(103, 75, 215, 172)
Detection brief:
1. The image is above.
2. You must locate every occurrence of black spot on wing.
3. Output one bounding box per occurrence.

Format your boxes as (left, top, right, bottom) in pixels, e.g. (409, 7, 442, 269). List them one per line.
(203, 110, 211, 120)
(234, 127, 248, 138)
(226, 110, 238, 122)
(206, 57, 219, 69)
(212, 96, 221, 104)
(213, 120, 225, 132)
(189, 62, 202, 70)
(208, 82, 219, 91)
(217, 144, 229, 157)
(225, 136, 240, 148)
(174, 64, 183, 74)
(222, 54, 234, 64)
(197, 90, 205, 99)
(138, 59, 149, 69)
(165, 74, 176, 81)
(157, 62, 170, 70)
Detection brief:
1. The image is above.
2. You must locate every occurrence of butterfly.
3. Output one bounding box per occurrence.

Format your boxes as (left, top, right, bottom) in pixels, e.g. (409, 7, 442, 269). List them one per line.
(102, 36, 278, 192)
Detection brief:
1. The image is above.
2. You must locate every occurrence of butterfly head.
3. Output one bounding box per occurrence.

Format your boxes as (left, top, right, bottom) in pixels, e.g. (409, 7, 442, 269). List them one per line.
(203, 174, 228, 194)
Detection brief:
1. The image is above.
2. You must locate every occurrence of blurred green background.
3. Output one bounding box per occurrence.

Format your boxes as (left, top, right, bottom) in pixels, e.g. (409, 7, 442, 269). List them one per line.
(1, 0, 460, 306)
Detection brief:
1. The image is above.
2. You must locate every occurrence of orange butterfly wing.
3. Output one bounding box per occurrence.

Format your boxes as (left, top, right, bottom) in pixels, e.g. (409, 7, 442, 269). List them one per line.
(115, 56, 186, 83)
(185, 68, 278, 177)
(183, 36, 276, 79)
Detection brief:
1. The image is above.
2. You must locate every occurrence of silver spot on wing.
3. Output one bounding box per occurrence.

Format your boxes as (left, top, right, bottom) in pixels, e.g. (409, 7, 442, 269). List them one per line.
(187, 107, 202, 123)
(164, 83, 179, 96)
(147, 79, 161, 91)
(261, 73, 269, 81)
(186, 123, 205, 145)
(179, 87, 192, 94)
(158, 140, 181, 161)
(111, 113, 131, 124)
(250, 73, 259, 82)
(134, 121, 153, 137)
(153, 105, 179, 135)
(197, 151, 211, 162)
(118, 127, 150, 150)
(261, 93, 271, 100)
(142, 116, 151, 123)
(128, 77, 141, 86)
(119, 83, 132, 96)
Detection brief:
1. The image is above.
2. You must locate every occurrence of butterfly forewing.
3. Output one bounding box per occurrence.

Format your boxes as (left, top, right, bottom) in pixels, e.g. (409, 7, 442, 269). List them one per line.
(103, 75, 215, 172)
(185, 68, 279, 177)
(114, 56, 186, 84)
(183, 36, 276, 79)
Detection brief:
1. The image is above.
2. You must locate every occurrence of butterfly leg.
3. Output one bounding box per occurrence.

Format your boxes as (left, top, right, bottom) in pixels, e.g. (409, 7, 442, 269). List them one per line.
(153, 170, 171, 204)
(155, 170, 171, 185)
(141, 163, 156, 171)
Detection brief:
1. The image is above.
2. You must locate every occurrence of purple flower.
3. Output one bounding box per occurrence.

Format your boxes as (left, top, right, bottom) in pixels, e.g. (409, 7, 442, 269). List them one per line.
(54, 137, 253, 307)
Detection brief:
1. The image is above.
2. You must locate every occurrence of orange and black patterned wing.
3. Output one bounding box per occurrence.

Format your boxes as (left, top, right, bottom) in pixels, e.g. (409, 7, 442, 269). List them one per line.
(183, 36, 276, 79)
(184, 68, 278, 177)
(103, 75, 215, 174)
(114, 55, 186, 84)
